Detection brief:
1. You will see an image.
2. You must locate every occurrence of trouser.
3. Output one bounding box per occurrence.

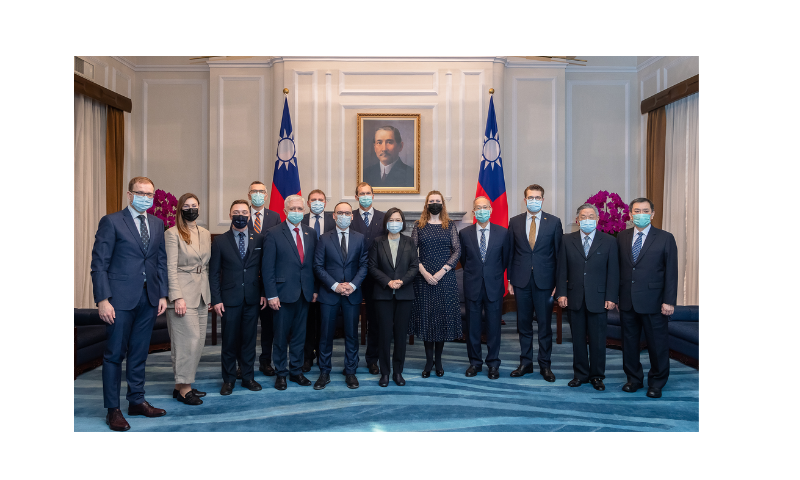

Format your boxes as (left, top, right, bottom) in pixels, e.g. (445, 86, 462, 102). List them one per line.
(102, 285, 158, 409)
(363, 279, 380, 366)
(220, 302, 259, 383)
(374, 298, 411, 375)
(513, 273, 555, 369)
(166, 300, 208, 384)
(466, 281, 502, 368)
(258, 306, 274, 366)
(567, 301, 607, 380)
(303, 301, 323, 363)
(272, 296, 309, 377)
(319, 299, 360, 375)
(620, 308, 670, 389)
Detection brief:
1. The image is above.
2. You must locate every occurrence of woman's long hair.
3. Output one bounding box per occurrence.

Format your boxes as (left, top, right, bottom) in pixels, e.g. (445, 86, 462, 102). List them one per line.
(176, 192, 200, 244)
(417, 190, 450, 229)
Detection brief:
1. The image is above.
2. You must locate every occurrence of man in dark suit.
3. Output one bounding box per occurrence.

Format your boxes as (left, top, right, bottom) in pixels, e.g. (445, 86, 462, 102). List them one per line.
(362, 126, 414, 188)
(90, 176, 168, 431)
(555, 203, 619, 391)
(350, 182, 385, 374)
(312, 201, 369, 390)
(458, 196, 511, 380)
(507, 184, 563, 382)
(262, 195, 318, 390)
(301, 189, 335, 372)
(210, 200, 267, 396)
(616, 197, 678, 398)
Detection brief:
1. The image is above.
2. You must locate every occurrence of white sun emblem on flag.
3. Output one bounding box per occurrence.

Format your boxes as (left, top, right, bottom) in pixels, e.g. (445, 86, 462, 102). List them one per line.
(276, 137, 297, 170)
(482, 137, 502, 170)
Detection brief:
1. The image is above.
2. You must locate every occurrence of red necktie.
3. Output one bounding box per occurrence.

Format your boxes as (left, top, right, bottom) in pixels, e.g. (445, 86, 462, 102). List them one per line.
(294, 227, 304, 263)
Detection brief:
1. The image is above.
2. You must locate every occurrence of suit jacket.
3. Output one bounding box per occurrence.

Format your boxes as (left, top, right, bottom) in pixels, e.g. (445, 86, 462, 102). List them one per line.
(209, 228, 265, 307)
(458, 223, 511, 303)
(555, 230, 620, 313)
(351, 207, 386, 252)
(303, 211, 336, 238)
(616, 226, 678, 314)
(90, 208, 168, 310)
(313, 229, 369, 306)
(507, 211, 563, 290)
(362, 159, 414, 188)
(368, 234, 420, 301)
(262, 221, 318, 303)
(247, 208, 281, 234)
(165, 226, 212, 308)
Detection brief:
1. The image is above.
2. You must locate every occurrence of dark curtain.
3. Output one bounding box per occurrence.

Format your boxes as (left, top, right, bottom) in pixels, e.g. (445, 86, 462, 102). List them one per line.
(645, 107, 666, 229)
(105, 107, 124, 215)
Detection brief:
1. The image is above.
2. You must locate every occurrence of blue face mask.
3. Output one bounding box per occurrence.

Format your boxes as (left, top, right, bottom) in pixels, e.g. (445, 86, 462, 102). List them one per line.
(579, 219, 597, 234)
(358, 195, 373, 208)
(632, 213, 652, 229)
(250, 192, 265, 207)
(309, 200, 325, 214)
(387, 221, 403, 234)
(286, 211, 304, 225)
(336, 215, 352, 229)
(526, 198, 542, 213)
(131, 194, 153, 213)
(475, 209, 491, 223)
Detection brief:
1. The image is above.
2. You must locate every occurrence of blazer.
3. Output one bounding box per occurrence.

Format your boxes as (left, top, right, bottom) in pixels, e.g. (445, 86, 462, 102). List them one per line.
(209, 228, 265, 307)
(262, 221, 318, 304)
(165, 225, 212, 309)
(313, 228, 369, 306)
(555, 230, 620, 313)
(616, 226, 678, 314)
(362, 160, 414, 188)
(368, 234, 420, 301)
(458, 223, 512, 303)
(350, 207, 386, 251)
(90, 208, 168, 310)
(507, 211, 563, 290)
(247, 207, 281, 234)
(303, 211, 336, 238)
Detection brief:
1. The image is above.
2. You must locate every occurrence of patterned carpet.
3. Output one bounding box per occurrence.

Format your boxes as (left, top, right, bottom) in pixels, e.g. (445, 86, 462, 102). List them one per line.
(74, 313, 699, 432)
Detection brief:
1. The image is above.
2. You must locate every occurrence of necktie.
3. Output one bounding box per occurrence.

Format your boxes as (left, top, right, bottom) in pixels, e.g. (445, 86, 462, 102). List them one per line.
(137, 215, 150, 252)
(294, 227, 304, 263)
(314, 215, 321, 237)
(254, 211, 261, 234)
(479, 228, 487, 263)
(340, 231, 348, 259)
(528, 215, 537, 250)
(238, 232, 245, 259)
(632, 232, 643, 263)
(363, 211, 370, 227)
(583, 235, 591, 257)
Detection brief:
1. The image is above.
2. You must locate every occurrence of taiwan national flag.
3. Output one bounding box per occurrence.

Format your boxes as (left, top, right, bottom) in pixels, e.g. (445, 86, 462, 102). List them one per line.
(268, 97, 302, 221)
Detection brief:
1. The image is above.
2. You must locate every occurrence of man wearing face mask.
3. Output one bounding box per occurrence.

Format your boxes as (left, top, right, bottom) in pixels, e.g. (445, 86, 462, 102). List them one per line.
(350, 182, 385, 374)
(616, 198, 678, 399)
(209, 200, 268, 396)
(312, 202, 369, 390)
(555, 204, 619, 391)
(507, 184, 563, 382)
(90, 176, 169, 431)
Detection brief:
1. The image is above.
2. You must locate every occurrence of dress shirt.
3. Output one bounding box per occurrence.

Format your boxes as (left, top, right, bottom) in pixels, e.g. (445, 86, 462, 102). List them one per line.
(251, 206, 266, 231)
(128, 205, 150, 282)
(380, 159, 399, 178)
(331, 227, 357, 293)
(358, 206, 375, 226)
(631, 224, 652, 248)
(525, 210, 542, 244)
(231, 226, 249, 252)
(476, 222, 491, 249)
(582, 228, 596, 251)
(311, 212, 325, 233)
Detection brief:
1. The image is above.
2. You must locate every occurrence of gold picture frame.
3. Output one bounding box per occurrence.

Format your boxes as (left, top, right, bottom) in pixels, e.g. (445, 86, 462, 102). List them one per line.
(357, 113, 420, 194)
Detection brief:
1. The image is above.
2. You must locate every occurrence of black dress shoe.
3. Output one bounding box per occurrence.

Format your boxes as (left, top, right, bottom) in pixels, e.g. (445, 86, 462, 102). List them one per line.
(568, 378, 584, 387)
(540, 368, 556, 382)
(465, 365, 482, 377)
(176, 390, 203, 405)
(591, 378, 606, 391)
(368, 364, 380, 375)
(220, 382, 234, 396)
(345, 374, 359, 389)
(275, 376, 287, 390)
(302, 359, 313, 373)
(421, 369, 431, 378)
(236, 366, 242, 379)
(128, 400, 166, 417)
(510, 364, 534, 377)
(241, 379, 262, 391)
(487, 367, 499, 380)
(646, 387, 662, 398)
(289, 374, 312, 386)
(173, 388, 206, 398)
(378, 375, 389, 387)
(259, 363, 276, 376)
(313, 373, 330, 390)
(436, 367, 444, 377)
(393, 373, 406, 386)
(622, 381, 644, 393)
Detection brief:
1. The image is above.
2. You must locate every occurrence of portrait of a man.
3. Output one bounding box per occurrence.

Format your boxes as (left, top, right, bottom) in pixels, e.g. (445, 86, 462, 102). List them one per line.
(357, 114, 420, 193)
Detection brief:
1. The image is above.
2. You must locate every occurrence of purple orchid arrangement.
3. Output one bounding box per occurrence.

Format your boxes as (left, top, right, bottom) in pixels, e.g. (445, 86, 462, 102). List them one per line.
(585, 190, 631, 236)
(147, 189, 178, 229)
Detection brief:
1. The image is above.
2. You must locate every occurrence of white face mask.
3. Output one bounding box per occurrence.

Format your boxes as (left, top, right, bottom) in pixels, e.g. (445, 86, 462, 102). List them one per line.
(310, 200, 325, 214)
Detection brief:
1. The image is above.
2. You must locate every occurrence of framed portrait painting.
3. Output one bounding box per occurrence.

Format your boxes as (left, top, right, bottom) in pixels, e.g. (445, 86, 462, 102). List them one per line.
(357, 113, 420, 194)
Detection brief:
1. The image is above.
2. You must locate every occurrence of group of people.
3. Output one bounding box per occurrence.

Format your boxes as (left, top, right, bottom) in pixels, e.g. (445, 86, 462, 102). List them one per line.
(90, 177, 678, 432)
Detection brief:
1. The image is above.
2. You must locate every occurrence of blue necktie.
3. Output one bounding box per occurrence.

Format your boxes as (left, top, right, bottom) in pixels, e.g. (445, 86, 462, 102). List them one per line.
(238, 232, 246, 260)
(137, 215, 149, 252)
(632, 232, 643, 263)
(363, 211, 370, 227)
(479, 228, 487, 263)
(583, 235, 591, 257)
(314, 215, 321, 238)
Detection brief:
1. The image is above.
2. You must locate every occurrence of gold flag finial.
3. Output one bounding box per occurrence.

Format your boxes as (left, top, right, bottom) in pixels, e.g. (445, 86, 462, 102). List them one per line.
(489, 88, 495, 95)
(283, 88, 289, 95)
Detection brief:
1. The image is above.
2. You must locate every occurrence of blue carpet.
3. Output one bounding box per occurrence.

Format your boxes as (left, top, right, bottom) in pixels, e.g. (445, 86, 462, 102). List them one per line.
(74, 313, 699, 432)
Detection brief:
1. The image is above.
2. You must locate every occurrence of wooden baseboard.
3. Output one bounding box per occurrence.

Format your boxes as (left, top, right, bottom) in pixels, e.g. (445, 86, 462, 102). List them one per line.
(75, 358, 103, 379)
(148, 342, 171, 354)
(669, 350, 698, 370)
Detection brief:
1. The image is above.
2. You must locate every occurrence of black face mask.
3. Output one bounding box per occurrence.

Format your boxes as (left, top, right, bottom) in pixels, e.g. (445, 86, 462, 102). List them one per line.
(427, 203, 443, 215)
(181, 208, 199, 222)
(231, 215, 249, 229)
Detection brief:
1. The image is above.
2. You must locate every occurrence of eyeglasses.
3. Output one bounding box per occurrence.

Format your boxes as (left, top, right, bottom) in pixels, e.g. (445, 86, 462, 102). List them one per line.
(249, 190, 267, 195)
(474, 206, 491, 211)
(525, 196, 543, 201)
(130, 191, 155, 198)
(335, 211, 353, 216)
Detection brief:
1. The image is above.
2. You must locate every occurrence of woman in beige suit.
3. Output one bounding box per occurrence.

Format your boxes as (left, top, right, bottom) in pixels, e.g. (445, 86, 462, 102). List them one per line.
(166, 193, 212, 405)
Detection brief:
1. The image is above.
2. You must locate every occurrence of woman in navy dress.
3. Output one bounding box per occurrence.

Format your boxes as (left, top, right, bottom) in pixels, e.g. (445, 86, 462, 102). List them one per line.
(409, 190, 462, 377)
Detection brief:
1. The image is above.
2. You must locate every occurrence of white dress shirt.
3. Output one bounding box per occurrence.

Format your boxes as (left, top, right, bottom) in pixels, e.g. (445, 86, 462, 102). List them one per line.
(631, 224, 652, 248)
(476, 222, 491, 249)
(331, 227, 357, 293)
(525, 210, 541, 244)
(310, 211, 326, 233)
(359, 206, 375, 226)
(128, 205, 150, 238)
(380, 159, 399, 178)
(251, 206, 266, 231)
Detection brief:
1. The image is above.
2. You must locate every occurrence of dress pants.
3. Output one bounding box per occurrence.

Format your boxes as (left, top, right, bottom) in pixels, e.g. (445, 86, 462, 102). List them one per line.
(272, 296, 309, 377)
(375, 297, 411, 375)
(466, 281, 502, 368)
(319, 298, 360, 375)
(567, 301, 607, 381)
(166, 300, 208, 384)
(102, 285, 158, 409)
(258, 307, 274, 367)
(620, 308, 670, 389)
(220, 302, 259, 383)
(513, 272, 554, 369)
(303, 301, 323, 363)
(362, 279, 380, 366)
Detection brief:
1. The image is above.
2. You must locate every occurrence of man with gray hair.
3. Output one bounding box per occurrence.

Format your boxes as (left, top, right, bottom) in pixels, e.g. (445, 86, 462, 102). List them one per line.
(363, 125, 414, 187)
(555, 203, 619, 390)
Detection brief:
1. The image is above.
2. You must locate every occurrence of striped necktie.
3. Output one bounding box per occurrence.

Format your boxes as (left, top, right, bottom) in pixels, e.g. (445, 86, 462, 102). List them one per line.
(254, 211, 261, 234)
(632, 232, 643, 263)
(480, 228, 487, 263)
(583, 235, 590, 257)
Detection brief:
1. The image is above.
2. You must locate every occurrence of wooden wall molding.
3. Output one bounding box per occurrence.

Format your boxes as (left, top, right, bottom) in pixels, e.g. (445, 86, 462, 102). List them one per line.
(74, 74, 132, 112)
(640, 74, 698, 114)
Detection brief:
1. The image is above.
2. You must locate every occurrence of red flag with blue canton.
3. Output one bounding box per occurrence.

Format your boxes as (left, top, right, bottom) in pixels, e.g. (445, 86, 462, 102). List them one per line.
(268, 97, 302, 221)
